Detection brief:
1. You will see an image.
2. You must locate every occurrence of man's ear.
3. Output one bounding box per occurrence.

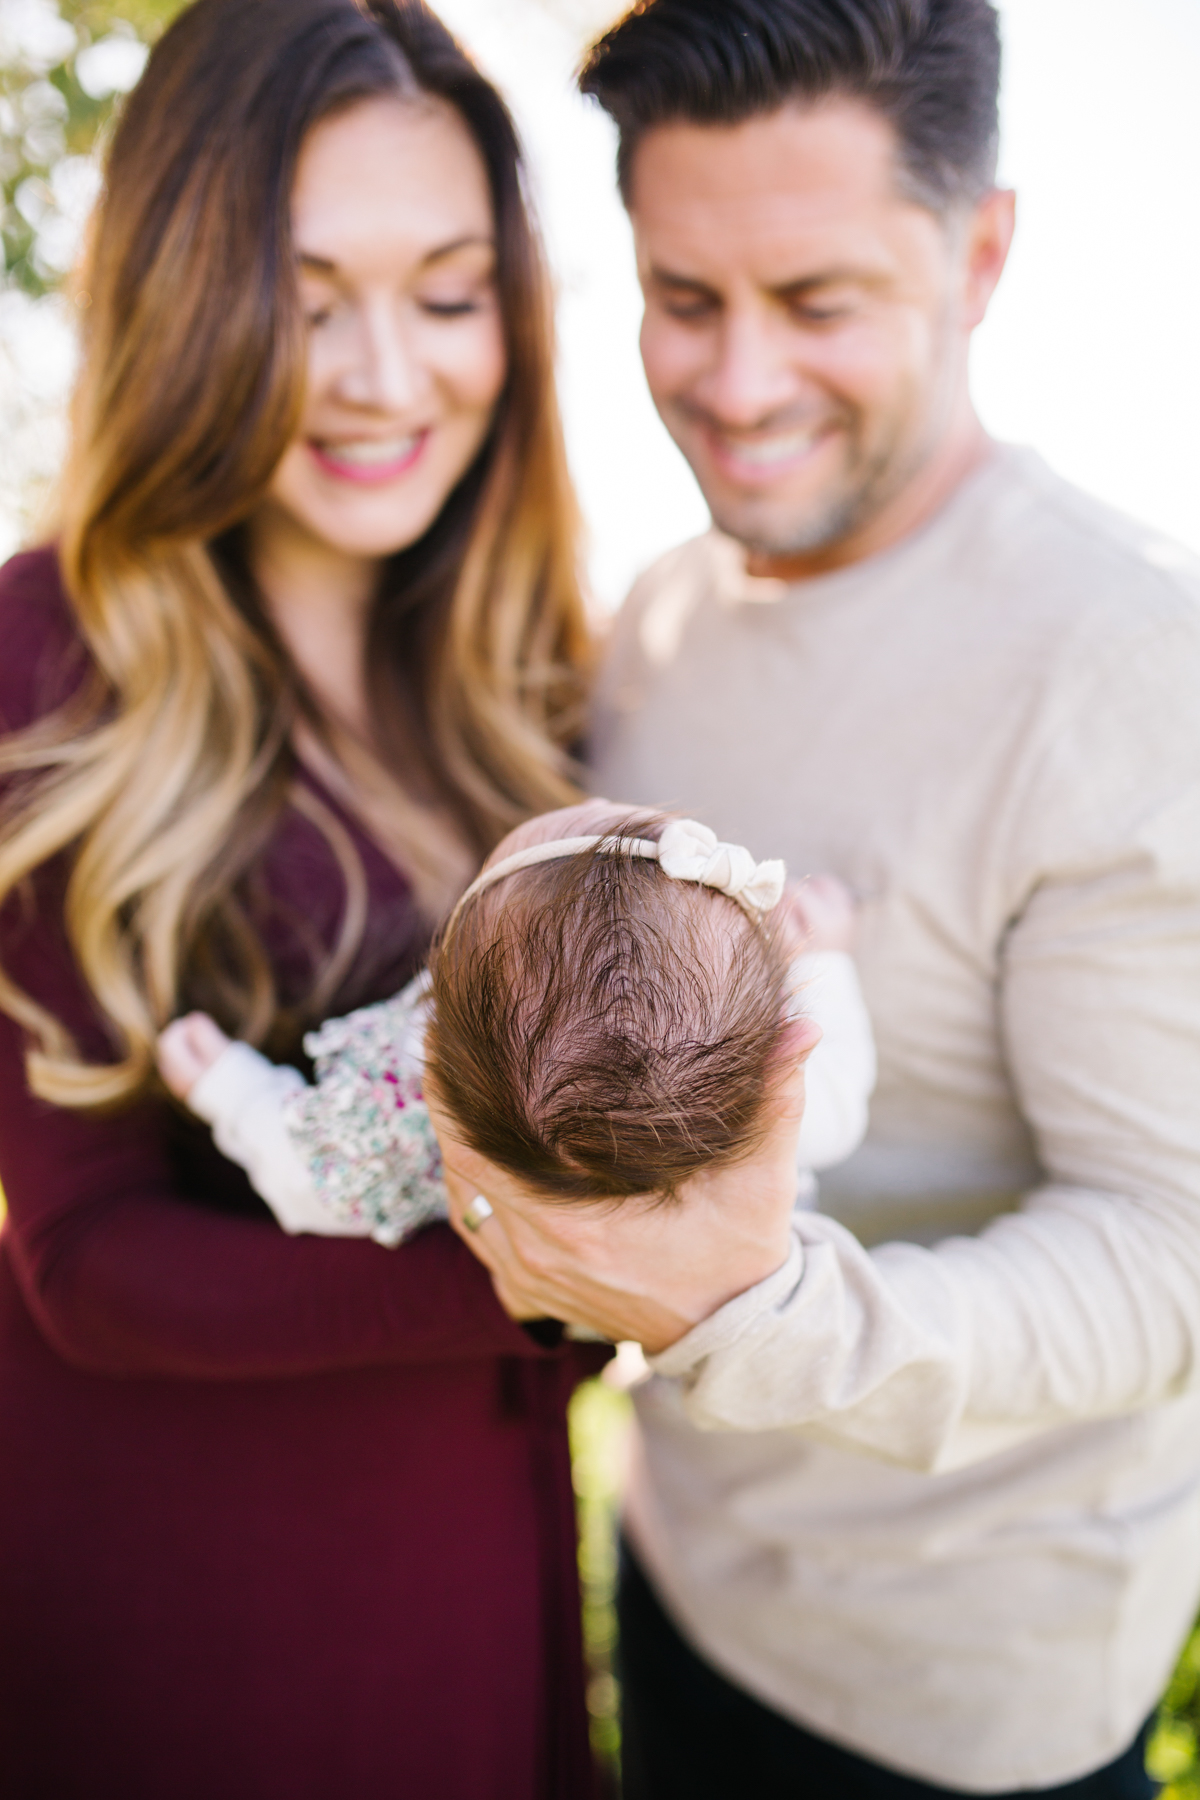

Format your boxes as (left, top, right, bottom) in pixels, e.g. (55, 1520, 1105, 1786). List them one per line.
(961, 187, 1017, 331)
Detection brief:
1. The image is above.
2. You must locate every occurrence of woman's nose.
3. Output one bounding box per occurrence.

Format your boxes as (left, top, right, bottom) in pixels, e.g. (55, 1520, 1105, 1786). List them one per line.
(338, 300, 421, 412)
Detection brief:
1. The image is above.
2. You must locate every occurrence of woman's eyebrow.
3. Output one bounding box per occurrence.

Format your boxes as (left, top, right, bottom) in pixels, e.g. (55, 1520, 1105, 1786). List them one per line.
(421, 233, 496, 266)
(296, 235, 495, 277)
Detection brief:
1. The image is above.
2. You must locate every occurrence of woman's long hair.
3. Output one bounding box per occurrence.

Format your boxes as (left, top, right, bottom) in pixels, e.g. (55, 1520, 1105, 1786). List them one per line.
(0, 0, 591, 1109)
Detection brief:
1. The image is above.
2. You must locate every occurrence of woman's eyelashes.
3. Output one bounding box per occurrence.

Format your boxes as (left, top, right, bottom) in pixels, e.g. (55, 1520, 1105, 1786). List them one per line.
(301, 288, 495, 330)
(415, 265, 499, 317)
(419, 295, 488, 317)
(300, 283, 340, 329)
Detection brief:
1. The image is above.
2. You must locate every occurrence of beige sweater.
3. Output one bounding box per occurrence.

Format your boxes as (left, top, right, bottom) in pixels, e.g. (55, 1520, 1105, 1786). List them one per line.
(590, 447, 1200, 1791)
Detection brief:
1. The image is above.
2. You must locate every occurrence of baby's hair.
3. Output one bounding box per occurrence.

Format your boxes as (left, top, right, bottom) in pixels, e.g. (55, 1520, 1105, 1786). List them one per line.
(425, 816, 794, 1202)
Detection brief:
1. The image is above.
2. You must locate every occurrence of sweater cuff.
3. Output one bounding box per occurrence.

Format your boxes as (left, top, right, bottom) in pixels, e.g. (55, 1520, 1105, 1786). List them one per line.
(648, 1233, 805, 1379)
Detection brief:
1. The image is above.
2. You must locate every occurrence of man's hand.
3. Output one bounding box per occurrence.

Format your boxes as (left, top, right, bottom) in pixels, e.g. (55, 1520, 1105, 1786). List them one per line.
(428, 1025, 816, 1356)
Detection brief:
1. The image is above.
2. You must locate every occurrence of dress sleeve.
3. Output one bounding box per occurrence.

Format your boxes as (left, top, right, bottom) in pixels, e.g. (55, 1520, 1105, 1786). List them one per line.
(0, 880, 556, 1381)
(648, 612, 1200, 1472)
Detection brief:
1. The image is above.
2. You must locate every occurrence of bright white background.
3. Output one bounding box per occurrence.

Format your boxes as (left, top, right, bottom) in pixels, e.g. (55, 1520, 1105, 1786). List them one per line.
(2, 0, 1198, 604)
(440, 0, 1200, 607)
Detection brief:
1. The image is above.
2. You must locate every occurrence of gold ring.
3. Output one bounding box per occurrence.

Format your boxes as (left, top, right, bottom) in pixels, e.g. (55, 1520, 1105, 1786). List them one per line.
(462, 1194, 494, 1233)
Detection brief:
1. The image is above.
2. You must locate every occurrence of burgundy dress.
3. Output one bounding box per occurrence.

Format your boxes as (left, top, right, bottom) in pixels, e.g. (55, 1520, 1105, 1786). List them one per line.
(0, 549, 599, 1800)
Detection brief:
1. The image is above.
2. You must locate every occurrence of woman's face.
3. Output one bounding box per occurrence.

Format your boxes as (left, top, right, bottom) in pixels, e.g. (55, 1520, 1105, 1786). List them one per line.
(266, 95, 507, 562)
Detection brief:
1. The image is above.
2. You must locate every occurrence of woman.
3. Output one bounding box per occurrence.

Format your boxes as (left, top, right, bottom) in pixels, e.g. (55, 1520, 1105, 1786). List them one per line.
(0, 2, 600, 1794)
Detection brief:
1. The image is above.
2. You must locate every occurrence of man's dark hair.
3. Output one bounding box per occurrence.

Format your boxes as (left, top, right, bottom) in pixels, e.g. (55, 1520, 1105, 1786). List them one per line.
(579, 0, 1001, 214)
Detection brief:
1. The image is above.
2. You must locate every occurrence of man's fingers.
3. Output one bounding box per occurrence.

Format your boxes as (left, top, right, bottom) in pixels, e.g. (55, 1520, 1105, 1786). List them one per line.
(446, 1187, 502, 1262)
(443, 1172, 520, 1284)
(457, 1210, 552, 1322)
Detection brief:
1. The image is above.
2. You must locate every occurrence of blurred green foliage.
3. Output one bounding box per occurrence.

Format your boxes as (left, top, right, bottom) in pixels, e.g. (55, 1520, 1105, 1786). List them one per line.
(1152, 1628, 1200, 1798)
(0, 0, 184, 295)
(570, 1376, 631, 1794)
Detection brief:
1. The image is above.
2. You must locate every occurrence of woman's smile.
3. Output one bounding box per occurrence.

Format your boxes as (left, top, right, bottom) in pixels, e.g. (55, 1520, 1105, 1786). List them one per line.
(307, 430, 430, 485)
(264, 96, 507, 562)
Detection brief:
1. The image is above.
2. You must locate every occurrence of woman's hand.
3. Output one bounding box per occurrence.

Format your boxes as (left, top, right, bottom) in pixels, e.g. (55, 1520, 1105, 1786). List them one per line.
(428, 1024, 817, 1356)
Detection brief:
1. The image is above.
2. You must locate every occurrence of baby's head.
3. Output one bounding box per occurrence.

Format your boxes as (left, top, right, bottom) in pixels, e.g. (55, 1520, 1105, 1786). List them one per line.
(424, 802, 805, 1203)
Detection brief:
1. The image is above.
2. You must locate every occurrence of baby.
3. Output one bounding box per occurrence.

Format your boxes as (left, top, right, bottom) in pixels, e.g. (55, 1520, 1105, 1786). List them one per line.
(158, 801, 875, 1250)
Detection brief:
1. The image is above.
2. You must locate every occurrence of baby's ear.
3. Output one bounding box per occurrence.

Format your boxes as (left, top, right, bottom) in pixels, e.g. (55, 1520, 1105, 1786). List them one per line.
(762, 1017, 821, 1127)
(773, 1014, 822, 1067)
(772, 1014, 821, 1111)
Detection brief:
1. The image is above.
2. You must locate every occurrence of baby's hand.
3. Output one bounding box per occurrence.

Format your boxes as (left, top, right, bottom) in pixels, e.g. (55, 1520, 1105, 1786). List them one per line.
(779, 874, 857, 955)
(157, 1012, 232, 1100)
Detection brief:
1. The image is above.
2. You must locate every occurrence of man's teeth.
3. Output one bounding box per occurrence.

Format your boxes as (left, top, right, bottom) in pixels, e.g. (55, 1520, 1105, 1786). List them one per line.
(322, 436, 420, 465)
(723, 431, 819, 468)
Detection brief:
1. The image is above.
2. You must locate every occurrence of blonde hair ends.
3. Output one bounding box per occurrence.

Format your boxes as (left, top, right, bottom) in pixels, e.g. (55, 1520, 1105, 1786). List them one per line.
(0, 0, 590, 1109)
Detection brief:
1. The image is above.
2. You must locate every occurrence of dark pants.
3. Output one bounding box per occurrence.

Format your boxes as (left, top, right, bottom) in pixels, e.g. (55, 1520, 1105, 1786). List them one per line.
(618, 1547, 1159, 1800)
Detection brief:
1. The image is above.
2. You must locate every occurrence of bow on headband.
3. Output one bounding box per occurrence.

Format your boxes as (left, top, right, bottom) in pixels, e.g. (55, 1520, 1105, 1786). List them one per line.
(449, 817, 786, 925)
(656, 819, 786, 916)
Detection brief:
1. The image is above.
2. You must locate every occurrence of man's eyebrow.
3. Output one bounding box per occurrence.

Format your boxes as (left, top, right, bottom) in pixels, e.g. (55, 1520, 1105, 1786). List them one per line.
(297, 234, 495, 276)
(647, 262, 880, 300)
(645, 264, 722, 300)
(771, 266, 881, 298)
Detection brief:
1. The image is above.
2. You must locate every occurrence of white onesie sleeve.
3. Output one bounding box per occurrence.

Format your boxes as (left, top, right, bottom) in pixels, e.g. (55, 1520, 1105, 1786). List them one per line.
(790, 950, 876, 1177)
(183, 973, 449, 1247)
(187, 1042, 358, 1237)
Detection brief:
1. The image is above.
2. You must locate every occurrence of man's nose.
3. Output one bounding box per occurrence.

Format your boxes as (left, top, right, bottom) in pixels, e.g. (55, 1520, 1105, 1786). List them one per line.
(694, 309, 802, 429)
(340, 300, 421, 412)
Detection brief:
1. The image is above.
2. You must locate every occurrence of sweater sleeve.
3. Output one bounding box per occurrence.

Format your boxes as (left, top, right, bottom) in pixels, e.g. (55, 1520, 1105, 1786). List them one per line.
(649, 612, 1200, 1471)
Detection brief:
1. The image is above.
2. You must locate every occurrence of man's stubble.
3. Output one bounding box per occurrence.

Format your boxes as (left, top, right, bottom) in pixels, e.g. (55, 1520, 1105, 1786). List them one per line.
(698, 301, 962, 566)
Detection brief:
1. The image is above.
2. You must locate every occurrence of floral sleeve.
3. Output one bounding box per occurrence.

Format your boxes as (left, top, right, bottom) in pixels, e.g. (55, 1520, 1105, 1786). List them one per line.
(282, 974, 449, 1247)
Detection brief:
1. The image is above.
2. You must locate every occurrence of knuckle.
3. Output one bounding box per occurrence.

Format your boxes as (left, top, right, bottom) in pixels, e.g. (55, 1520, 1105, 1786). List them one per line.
(522, 1247, 556, 1282)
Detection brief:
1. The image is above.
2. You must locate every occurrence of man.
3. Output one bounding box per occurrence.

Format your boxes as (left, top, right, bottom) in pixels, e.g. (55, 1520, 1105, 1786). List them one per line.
(438, 2, 1200, 1794)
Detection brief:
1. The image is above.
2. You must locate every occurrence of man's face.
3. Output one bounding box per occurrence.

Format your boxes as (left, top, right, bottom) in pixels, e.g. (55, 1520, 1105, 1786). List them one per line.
(629, 100, 994, 569)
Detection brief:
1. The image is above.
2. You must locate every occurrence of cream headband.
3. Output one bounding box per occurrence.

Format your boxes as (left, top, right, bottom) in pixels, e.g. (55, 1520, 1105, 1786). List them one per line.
(449, 818, 787, 928)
